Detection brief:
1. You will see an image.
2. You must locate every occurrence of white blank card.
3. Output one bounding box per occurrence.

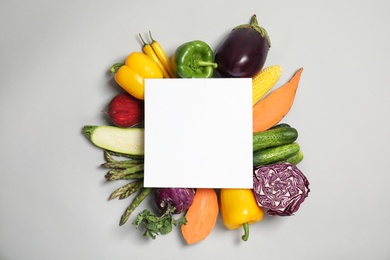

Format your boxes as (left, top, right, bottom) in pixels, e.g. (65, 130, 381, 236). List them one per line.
(144, 78, 253, 188)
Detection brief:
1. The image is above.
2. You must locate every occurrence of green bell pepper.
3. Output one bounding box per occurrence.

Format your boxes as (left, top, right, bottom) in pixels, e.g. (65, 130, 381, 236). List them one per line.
(171, 40, 218, 78)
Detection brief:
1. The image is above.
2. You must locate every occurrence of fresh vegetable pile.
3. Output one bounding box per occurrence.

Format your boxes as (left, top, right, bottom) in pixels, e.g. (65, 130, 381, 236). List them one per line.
(82, 14, 310, 244)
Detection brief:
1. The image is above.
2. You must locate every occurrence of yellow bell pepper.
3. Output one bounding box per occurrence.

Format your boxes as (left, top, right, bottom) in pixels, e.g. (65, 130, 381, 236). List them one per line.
(220, 189, 264, 241)
(110, 52, 163, 100)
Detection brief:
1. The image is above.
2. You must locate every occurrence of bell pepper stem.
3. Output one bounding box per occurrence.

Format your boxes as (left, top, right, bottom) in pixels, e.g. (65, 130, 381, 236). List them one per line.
(110, 63, 125, 74)
(195, 60, 218, 69)
(241, 222, 249, 241)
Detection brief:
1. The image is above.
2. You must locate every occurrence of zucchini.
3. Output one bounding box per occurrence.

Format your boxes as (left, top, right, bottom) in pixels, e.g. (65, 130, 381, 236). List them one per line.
(253, 126, 298, 151)
(83, 125, 144, 156)
(253, 142, 300, 166)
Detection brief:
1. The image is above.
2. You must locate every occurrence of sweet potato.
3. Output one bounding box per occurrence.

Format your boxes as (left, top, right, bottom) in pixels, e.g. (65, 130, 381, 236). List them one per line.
(181, 188, 219, 245)
(253, 68, 303, 132)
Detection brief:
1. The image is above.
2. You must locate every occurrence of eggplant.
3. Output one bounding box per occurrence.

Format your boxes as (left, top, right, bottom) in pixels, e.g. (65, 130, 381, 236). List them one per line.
(214, 15, 271, 78)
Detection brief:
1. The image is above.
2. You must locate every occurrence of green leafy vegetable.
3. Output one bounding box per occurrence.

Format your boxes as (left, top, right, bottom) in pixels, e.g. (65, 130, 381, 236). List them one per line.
(132, 207, 187, 239)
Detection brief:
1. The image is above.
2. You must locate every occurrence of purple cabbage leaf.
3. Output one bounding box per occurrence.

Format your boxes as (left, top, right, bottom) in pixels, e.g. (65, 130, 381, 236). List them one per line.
(253, 162, 310, 216)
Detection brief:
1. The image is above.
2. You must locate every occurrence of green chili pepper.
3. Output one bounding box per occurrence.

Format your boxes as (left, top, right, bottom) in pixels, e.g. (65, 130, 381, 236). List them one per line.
(171, 40, 218, 78)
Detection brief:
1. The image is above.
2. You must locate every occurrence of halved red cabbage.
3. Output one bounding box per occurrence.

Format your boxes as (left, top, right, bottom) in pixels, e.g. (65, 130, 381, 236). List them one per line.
(154, 188, 195, 214)
(253, 162, 310, 216)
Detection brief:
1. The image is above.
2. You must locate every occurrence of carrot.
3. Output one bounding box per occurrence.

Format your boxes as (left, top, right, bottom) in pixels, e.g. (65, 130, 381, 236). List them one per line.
(181, 188, 219, 245)
(252, 68, 304, 132)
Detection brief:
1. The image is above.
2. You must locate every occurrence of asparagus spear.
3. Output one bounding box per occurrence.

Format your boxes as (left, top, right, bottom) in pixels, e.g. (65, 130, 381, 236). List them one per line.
(120, 187, 152, 226)
(109, 180, 143, 200)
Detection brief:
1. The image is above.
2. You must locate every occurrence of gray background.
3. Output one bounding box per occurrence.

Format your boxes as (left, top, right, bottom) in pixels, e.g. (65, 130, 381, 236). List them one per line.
(1, 0, 389, 259)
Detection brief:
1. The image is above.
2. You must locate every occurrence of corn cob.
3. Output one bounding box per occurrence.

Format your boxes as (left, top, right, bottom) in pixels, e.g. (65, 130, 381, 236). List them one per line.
(252, 65, 282, 105)
(139, 33, 171, 78)
(149, 31, 176, 78)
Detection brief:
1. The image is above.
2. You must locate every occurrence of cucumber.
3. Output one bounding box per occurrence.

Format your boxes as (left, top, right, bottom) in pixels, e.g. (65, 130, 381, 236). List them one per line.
(284, 150, 304, 165)
(270, 123, 291, 129)
(253, 142, 300, 166)
(83, 125, 144, 156)
(253, 126, 298, 151)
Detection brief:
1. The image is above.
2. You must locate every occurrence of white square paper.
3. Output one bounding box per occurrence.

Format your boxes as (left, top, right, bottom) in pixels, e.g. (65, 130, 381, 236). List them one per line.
(144, 78, 253, 188)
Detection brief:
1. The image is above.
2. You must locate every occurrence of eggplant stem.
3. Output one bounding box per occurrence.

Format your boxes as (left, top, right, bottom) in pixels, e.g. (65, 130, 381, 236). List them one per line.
(250, 14, 259, 26)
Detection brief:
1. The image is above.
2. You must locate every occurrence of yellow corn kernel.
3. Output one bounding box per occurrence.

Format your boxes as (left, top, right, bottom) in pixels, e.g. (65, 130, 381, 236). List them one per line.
(252, 65, 282, 105)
